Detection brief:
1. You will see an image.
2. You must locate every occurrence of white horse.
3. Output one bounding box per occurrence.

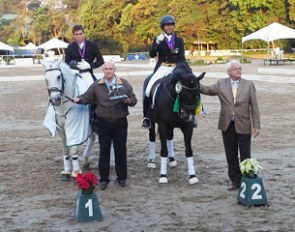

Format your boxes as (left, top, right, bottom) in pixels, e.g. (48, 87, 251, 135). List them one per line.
(43, 60, 95, 181)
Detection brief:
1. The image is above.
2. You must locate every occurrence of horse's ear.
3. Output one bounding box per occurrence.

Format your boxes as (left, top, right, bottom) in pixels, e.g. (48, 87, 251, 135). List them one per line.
(41, 60, 48, 69)
(196, 72, 206, 81)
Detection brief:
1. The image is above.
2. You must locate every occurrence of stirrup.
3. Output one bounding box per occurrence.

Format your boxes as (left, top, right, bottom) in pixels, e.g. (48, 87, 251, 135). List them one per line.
(141, 117, 151, 129)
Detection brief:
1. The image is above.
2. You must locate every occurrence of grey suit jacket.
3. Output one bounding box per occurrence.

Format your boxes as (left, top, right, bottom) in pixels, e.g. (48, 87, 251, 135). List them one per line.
(200, 77, 260, 134)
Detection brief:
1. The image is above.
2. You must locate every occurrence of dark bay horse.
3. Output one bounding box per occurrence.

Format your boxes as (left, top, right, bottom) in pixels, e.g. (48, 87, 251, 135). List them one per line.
(151, 62, 205, 184)
(143, 78, 177, 169)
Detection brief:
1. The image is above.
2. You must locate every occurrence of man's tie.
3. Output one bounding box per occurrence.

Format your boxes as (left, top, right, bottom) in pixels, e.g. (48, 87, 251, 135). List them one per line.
(232, 81, 238, 104)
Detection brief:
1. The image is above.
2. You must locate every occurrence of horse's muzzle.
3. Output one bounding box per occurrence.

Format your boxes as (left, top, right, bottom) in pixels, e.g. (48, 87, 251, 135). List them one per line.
(49, 96, 62, 106)
(180, 108, 195, 122)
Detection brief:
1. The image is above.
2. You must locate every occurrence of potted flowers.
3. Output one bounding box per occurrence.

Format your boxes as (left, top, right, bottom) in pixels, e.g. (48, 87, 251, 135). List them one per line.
(240, 158, 263, 177)
(237, 158, 268, 206)
(74, 172, 103, 222)
(76, 172, 98, 195)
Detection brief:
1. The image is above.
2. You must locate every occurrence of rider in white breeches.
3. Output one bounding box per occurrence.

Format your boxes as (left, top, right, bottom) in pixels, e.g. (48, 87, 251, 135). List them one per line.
(142, 15, 186, 128)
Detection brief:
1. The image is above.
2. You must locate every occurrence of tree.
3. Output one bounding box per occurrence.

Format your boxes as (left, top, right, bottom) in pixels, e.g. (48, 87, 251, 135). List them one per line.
(287, 0, 295, 21)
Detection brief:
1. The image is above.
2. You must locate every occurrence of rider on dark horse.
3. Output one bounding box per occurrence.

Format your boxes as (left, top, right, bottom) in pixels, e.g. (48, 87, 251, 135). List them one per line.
(142, 15, 197, 128)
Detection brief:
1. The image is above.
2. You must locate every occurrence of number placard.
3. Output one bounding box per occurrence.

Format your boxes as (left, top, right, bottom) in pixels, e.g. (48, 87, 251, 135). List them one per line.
(237, 176, 268, 206)
(74, 192, 103, 222)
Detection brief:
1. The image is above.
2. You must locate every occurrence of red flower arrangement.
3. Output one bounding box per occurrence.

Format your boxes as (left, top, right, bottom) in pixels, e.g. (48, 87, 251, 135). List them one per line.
(75, 172, 98, 195)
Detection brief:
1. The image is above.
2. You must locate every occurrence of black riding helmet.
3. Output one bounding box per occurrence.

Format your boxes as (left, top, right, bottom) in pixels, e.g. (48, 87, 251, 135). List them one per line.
(160, 15, 175, 28)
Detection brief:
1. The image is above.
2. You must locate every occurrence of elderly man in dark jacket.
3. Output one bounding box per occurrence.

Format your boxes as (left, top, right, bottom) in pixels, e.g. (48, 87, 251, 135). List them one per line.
(73, 62, 137, 190)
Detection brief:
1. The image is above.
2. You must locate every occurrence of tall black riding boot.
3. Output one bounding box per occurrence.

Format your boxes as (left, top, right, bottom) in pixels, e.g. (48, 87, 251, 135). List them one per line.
(142, 96, 151, 128)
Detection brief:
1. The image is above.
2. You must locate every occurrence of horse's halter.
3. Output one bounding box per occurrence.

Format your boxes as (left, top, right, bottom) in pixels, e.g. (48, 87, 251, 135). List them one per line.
(45, 68, 65, 96)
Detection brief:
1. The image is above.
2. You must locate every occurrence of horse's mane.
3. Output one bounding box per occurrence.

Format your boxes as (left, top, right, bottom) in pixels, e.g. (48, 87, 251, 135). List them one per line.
(166, 61, 193, 82)
(175, 61, 192, 73)
(60, 62, 75, 81)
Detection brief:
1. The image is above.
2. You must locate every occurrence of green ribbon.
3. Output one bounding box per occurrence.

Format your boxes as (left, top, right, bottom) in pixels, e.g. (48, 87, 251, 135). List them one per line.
(173, 94, 180, 112)
(173, 94, 201, 113)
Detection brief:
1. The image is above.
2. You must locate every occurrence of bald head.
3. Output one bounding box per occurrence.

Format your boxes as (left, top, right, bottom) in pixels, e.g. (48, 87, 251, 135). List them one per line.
(103, 62, 116, 81)
(103, 61, 116, 70)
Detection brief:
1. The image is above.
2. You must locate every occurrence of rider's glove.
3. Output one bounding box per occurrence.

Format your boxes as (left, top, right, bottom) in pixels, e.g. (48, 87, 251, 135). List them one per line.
(69, 60, 78, 69)
(77, 60, 91, 70)
(156, 33, 165, 44)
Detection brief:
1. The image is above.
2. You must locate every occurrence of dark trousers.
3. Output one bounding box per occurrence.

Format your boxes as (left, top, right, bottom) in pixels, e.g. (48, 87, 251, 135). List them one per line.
(96, 117, 128, 182)
(222, 122, 251, 185)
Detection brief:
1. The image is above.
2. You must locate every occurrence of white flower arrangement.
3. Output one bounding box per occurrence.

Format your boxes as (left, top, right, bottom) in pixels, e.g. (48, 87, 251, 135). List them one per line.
(240, 158, 263, 177)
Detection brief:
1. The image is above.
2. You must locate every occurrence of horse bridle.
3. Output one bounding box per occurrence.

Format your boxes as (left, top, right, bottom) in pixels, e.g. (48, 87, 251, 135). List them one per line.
(178, 82, 200, 111)
(45, 68, 65, 96)
(163, 74, 199, 110)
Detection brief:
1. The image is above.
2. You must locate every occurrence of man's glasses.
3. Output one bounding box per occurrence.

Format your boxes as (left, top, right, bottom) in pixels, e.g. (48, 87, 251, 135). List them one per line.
(104, 68, 114, 70)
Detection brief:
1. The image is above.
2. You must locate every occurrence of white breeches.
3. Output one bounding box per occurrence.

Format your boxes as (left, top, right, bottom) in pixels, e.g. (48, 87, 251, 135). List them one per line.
(145, 66, 175, 97)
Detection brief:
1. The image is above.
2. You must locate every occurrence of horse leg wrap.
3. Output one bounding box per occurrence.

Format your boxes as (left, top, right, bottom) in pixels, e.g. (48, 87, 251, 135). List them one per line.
(160, 157, 168, 175)
(187, 157, 199, 184)
(149, 141, 156, 161)
(72, 155, 81, 177)
(63, 155, 72, 172)
(148, 142, 157, 169)
(187, 157, 196, 176)
(167, 139, 175, 158)
(110, 143, 115, 167)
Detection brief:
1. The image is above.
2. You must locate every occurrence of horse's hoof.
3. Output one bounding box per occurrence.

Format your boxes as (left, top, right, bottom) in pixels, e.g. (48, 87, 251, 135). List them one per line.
(60, 171, 71, 181)
(71, 170, 82, 178)
(189, 176, 199, 185)
(159, 176, 168, 184)
(168, 160, 177, 168)
(82, 161, 91, 170)
(147, 161, 156, 169)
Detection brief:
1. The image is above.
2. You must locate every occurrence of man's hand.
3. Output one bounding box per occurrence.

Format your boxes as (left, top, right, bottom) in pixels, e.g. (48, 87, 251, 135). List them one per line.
(72, 97, 80, 103)
(156, 33, 165, 44)
(77, 60, 91, 70)
(122, 97, 130, 105)
(252, 128, 260, 138)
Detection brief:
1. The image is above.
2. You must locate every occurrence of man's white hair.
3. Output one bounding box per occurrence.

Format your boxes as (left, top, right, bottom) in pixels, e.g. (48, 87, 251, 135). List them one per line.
(227, 59, 241, 70)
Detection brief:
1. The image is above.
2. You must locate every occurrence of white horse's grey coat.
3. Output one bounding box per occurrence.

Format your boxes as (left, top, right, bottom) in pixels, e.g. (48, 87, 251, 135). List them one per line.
(43, 62, 91, 146)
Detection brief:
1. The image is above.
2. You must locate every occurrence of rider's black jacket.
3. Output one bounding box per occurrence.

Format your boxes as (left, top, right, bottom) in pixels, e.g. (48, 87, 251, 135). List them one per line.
(149, 34, 185, 72)
(65, 39, 104, 73)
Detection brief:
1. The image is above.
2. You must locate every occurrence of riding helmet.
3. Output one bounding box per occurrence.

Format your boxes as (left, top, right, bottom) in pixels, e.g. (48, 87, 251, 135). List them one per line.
(160, 15, 175, 28)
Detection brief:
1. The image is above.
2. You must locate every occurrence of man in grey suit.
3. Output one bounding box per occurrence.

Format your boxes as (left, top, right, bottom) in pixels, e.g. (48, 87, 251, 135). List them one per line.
(200, 60, 260, 191)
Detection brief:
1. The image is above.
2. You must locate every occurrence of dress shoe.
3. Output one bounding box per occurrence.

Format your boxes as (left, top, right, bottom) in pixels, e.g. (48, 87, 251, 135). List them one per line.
(228, 183, 240, 191)
(141, 117, 151, 129)
(99, 181, 109, 190)
(118, 180, 127, 188)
